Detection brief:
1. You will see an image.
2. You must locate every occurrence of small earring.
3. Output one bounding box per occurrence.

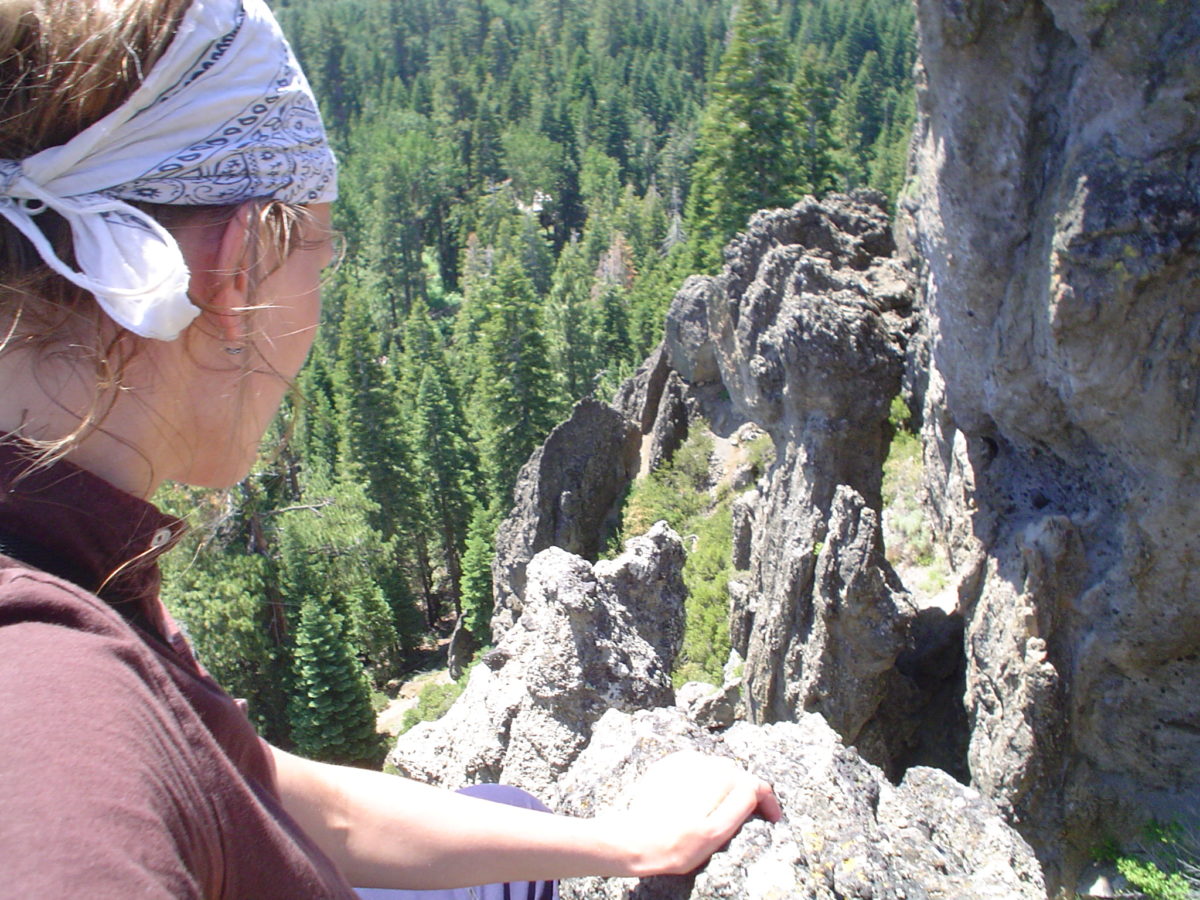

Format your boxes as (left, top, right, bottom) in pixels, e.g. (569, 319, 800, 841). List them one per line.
(224, 344, 245, 356)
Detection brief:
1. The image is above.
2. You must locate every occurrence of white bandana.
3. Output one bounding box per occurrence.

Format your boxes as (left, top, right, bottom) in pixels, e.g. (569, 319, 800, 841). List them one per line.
(0, 0, 338, 340)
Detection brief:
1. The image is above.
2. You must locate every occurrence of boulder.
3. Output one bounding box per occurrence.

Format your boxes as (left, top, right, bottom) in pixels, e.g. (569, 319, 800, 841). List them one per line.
(389, 523, 686, 799)
(663, 275, 721, 385)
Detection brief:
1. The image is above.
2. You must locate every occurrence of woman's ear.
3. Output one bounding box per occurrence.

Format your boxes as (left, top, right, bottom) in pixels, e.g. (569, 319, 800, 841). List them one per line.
(193, 203, 254, 343)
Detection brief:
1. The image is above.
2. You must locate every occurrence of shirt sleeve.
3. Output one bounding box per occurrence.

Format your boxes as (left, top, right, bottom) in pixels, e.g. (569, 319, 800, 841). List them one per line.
(0, 578, 221, 899)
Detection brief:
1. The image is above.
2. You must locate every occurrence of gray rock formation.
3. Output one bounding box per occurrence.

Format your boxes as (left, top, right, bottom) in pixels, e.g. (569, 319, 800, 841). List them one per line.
(389, 523, 685, 798)
(675, 662, 741, 732)
(788, 486, 914, 766)
(612, 345, 671, 437)
(907, 0, 1200, 884)
(656, 193, 956, 779)
(557, 707, 1046, 900)
(729, 490, 756, 571)
(664, 275, 721, 386)
(491, 398, 640, 637)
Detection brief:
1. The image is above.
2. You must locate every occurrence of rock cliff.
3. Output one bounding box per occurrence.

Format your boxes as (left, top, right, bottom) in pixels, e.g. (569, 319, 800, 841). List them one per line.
(390, 523, 685, 798)
(637, 192, 971, 785)
(398, 191, 1044, 895)
(559, 709, 1044, 900)
(905, 0, 1200, 884)
(490, 398, 641, 637)
(604, 0, 1199, 886)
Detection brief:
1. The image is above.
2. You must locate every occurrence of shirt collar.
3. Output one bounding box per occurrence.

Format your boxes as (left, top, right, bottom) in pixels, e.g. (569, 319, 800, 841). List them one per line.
(0, 439, 186, 612)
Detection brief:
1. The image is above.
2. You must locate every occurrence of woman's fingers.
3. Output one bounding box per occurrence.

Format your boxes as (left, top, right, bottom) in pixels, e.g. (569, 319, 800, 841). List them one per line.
(702, 766, 780, 847)
(754, 778, 783, 823)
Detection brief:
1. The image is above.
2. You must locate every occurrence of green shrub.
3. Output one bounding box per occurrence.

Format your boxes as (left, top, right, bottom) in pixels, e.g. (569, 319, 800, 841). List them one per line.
(676, 503, 733, 687)
(1116, 857, 1192, 900)
(881, 428, 921, 508)
(745, 433, 776, 477)
(881, 396, 946, 588)
(621, 432, 714, 538)
(398, 680, 464, 734)
(1093, 821, 1200, 900)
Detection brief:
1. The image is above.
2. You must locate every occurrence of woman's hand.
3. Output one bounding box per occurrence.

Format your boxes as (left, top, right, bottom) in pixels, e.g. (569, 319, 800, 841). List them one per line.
(599, 750, 783, 877)
(273, 745, 780, 889)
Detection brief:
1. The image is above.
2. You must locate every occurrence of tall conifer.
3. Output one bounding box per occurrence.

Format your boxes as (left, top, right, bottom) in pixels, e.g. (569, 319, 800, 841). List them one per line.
(288, 597, 382, 766)
(685, 0, 803, 265)
(459, 501, 504, 643)
(475, 257, 557, 502)
(333, 289, 435, 618)
(544, 239, 598, 406)
(411, 351, 480, 615)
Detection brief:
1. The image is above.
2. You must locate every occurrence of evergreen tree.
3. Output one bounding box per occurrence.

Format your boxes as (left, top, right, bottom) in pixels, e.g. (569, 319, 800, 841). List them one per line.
(459, 501, 504, 643)
(501, 124, 567, 234)
(294, 342, 340, 478)
(288, 596, 383, 766)
(626, 239, 692, 363)
(412, 360, 480, 615)
(593, 230, 636, 370)
(475, 257, 558, 502)
(793, 45, 838, 196)
(544, 239, 599, 405)
(343, 109, 449, 332)
(277, 471, 410, 670)
(502, 211, 555, 297)
(596, 282, 632, 371)
(685, 0, 804, 266)
(867, 84, 915, 201)
(471, 101, 506, 185)
(831, 49, 884, 189)
(160, 528, 292, 743)
(333, 288, 435, 617)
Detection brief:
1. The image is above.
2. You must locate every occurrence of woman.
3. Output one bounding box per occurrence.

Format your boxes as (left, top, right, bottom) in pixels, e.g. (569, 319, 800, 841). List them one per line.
(0, 0, 779, 896)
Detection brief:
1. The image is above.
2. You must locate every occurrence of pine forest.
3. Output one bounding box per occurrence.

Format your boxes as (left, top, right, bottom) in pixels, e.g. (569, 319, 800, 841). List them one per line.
(158, 0, 917, 765)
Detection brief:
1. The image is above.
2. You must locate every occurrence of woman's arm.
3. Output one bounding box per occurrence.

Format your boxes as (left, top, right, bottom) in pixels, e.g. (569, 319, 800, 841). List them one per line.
(271, 745, 780, 891)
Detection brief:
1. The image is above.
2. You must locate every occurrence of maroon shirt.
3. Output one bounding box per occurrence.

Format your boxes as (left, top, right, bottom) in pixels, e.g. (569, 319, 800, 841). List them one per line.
(0, 442, 358, 899)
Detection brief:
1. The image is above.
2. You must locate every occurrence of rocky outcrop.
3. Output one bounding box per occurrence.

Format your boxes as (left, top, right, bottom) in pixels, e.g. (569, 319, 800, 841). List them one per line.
(491, 398, 641, 636)
(393, 500, 1044, 898)
(663, 275, 721, 386)
(656, 193, 961, 779)
(389, 523, 685, 798)
(906, 0, 1200, 884)
(557, 707, 1045, 900)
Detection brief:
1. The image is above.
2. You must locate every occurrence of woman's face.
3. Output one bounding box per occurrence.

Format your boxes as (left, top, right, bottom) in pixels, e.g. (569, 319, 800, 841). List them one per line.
(182, 202, 336, 488)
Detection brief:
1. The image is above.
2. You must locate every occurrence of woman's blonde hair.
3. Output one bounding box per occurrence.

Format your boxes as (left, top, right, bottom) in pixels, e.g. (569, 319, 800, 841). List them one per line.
(0, 0, 313, 461)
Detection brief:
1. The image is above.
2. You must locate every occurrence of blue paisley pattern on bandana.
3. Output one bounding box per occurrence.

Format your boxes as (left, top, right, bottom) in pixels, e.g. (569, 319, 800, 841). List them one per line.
(119, 66, 334, 206)
(113, 2, 335, 207)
